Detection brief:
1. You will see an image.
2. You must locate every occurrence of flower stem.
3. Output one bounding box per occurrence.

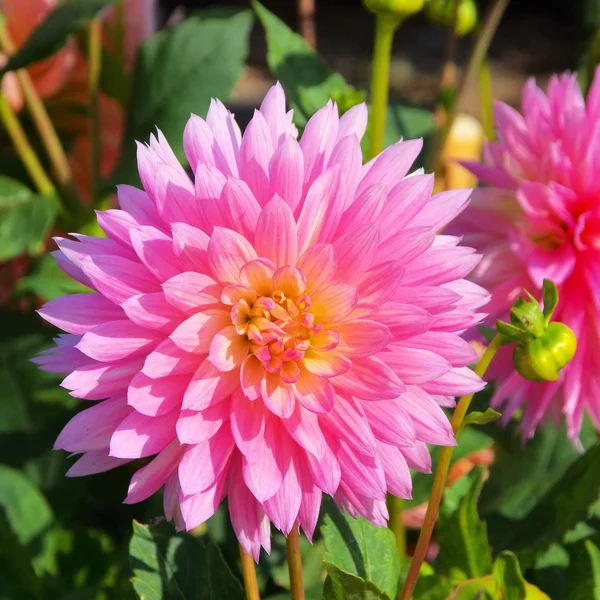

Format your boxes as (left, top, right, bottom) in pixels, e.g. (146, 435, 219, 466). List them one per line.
(387, 495, 406, 557)
(369, 12, 402, 159)
(0, 23, 85, 216)
(88, 18, 102, 201)
(398, 333, 504, 600)
(286, 526, 305, 600)
(239, 544, 261, 600)
(0, 94, 55, 195)
(431, 0, 508, 174)
(478, 58, 495, 140)
(297, 0, 316, 48)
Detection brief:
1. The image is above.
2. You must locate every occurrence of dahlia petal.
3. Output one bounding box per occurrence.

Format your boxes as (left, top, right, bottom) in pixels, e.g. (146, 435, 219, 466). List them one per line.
(240, 354, 264, 401)
(337, 441, 386, 500)
(422, 366, 485, 396)
(179, 473, 227, 530)
(360, 399, 415, 446)
(306, 438, 341, 495)
(401, 246, 480, 287)
(410, 189, 472, 230)
(38, 294, 123, 335)
(62, 358, 144, 400)
(377, 442, 412, 499)
(335, 320, 392, 357)
(130, 226, 181, 281)
(338, 183, 387, 233)
(116, 184, 163, 229)
(269, 134, 304, 212)
(162, 271, 221, 314)
(358, 262, 404, 306)
(240, 110, 273, 206)
(183, 114, 218, 172)
(195, 164, 227, 232)
(183, 360, 238, 411)
(332, 356, 405, 400)
(128, 372, 187, 416)
(293, 364, 335, 413)
(81, 255, 159, 304)
(66, 451, 130, 477)
(170, 310, 230, 354)
(260, 82, 295, 145)
(121, 292, 183, 332)
(96, 209, 141, 248)
(153, 164, 199, 226)
(171, 222, 210, 273)
(310, 281, 357, 322)
(527, 243, 577, 288)
(178, 426, 234, 495)
(282, 402, 326, 459)
(401, 441, 432, 473)
(176, 403, 228, 444)
(255, 196, 298, 268)
(374, 226, 435, 267)
(110, 409, 178, 459)
(399, 332, 478, 367)
(373, 303, 435, 339)
(209, 326, 250, 372)
(383, 345, 453, 384)
(220, 178, 261, 241)
(206, 99, 241, 176)
(333, 223, 381, 284)
(321, 396, 377, 456)
(55, 396, 132, 452)
(142, 338, 199, 379)
(338, 102, 368, 141)
(264, 451, 302, 536)
(394, 287, 461, 314)
(125, 440, 183, 504)
(303, 348, 352, 378)
(297, 243, 337, 293)
(240, 259, 275, 296)
(231, 389, 267, 462)
(327, 135, 362, 209)
(273, 266, 306, 297)
(399, 388, 455, 446)
(298, 481, 322, 541)
(208, 227, 258, 283)
(76, 320, 161, 362)
(297, 167, 344, 253)
(261, 372, 296, 418)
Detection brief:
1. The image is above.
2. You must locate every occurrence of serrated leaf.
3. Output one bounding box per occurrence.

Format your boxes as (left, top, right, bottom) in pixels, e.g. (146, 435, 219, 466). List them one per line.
(322, 502, 401, 599)
(111, 8, 253, 186)
(462, 408, 501, 429)
(489, 444, 600, 568)
(252, 0, 351, 126)
(129, 520, 244, 600)
(0, 0, 115, 75)
(437, 467, 493, 579)
(0, 176, 59, 261)
(566, 539, 600, 599)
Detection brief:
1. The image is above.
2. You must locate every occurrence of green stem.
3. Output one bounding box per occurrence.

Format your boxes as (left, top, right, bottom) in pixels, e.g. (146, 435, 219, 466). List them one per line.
(398, 334, 504, 600)
(369, 12, 402, 159)
(0, 94, 55, 195)
(387, 495, 406, 558)
(239, 544, 261, 600)
(478, 58, 494, 140)
(88, 18, 102, 202)
(286, 527, 305, 600)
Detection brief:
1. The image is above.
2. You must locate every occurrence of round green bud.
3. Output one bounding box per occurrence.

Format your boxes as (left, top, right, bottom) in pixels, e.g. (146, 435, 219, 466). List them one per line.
(363, 0, 425, 17)
(425, 0, 478, 36)
(513, 322, 577, 382)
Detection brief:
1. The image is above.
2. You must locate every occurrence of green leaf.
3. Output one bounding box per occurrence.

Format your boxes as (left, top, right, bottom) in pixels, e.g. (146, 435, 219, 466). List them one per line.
(462, 408, 501, 429)
(15, 254, 90, 301)
(112, 8, 253, 186)
(492, 552, 527, 600)
(322, 501, 401, 600)
(542, 279, 559, 323)
(567, 539, 600, 600)
(0, 176, 59, 261)
(252, 0, 352, 127)
(129, 520, 244, 600)
(0, 465, 57, 576)
(481, 419, 598, 519)
(437, 467, 493, 579)
(0, 0, 115, 75)
(490, 444, 600, 568)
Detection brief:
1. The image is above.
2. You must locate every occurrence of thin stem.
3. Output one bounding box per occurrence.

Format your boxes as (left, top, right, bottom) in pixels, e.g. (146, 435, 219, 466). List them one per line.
(387, 495, 406, 558)
(398, 334, 504, 600)
(286, 527, 305, 600)
(88, 18, 102, 201)
(478, 58, 495, 140)
(0, 94, 55, 195)
(369, 12, 402, 159)
(297, 0, 316, 48)
(431, 0, 509, 174)
(239, 545, 261, 600)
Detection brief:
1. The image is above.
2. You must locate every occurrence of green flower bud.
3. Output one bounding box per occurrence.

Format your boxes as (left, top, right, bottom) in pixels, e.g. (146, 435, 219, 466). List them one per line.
(425, 0, 478, 36)
(363, 0, 425, 17)
(513, 322, 577, 382)
(496, 280, 578, 382)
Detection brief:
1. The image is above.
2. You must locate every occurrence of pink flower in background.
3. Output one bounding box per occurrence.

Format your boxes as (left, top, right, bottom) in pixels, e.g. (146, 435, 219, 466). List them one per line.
(34, 84, 487, 559)
(450, 70, 600, 442)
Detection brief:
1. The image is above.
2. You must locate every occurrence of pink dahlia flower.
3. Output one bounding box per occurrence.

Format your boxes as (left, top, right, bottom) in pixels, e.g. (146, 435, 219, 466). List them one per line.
(35, 84, 487, 559)
(450, 71, 600, 441)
